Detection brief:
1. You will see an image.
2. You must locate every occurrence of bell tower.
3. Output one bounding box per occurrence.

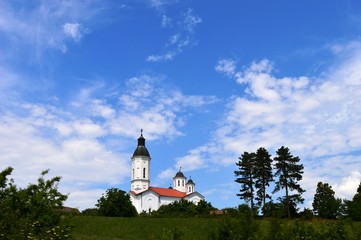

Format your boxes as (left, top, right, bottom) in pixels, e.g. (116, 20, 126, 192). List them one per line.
(131, 129, 151, 193)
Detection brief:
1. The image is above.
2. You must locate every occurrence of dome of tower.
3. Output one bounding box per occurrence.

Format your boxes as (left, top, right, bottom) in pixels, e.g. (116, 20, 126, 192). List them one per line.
(186, 178, 195, 185)
(132, 130, 150, 157)
(174, 170, 185, 178)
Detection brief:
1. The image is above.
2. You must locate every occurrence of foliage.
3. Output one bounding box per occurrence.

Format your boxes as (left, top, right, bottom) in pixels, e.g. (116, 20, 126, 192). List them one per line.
(96, 187, 137, 217)
(273, 146, 305, 218)
(313, 181, 342, 219)
(299, 208, 314, 220)
(235, 151, 256, 213)
(152, 199, 215, 217)
(71, 216, 219, 240)
(209, 218, 259, 240)
(157, 227, 184, 240)
(82, 208, 100, 216)
(347, 182, 361, 221)
(71, 215, 361, 240)
(254, 147, 274, 212)
(0, 166, 71, 239)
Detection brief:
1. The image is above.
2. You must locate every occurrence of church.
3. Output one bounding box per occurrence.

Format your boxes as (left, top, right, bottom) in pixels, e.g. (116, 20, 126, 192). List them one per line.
(129, 131, 204, 213)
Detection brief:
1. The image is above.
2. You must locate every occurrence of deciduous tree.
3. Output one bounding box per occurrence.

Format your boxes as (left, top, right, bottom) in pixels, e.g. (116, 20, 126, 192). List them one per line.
(96, 188, 137, 217)
(312, 182, 341, 219)
(273, 146, 305, 218)
(0, 167, 70, 239)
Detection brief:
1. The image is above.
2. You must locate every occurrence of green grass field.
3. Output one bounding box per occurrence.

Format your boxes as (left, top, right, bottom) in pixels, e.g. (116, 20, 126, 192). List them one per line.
(71, 216, 361, 240)
(71, 216, 220, 240)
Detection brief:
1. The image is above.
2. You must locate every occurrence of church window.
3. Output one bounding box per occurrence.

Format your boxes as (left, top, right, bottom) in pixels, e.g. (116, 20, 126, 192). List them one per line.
(178, 180, 180, 186)
(143, 168, 146, 178)
(182, 180, 184, 186)
(132, 169, 134, 178)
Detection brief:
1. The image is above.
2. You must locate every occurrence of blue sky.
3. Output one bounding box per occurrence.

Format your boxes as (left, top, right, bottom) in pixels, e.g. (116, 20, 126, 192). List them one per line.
(1, 0, 361, 210)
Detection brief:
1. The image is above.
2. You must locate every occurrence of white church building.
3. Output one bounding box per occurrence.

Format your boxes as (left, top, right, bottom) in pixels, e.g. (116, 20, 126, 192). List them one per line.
(129, 131, 204, 213)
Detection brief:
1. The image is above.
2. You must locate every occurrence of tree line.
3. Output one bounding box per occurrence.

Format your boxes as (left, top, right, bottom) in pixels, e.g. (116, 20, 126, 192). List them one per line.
(234, 146, 361, 220)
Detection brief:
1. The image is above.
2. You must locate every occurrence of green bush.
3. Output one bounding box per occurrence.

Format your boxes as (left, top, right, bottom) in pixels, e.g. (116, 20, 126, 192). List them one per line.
(0, 167, 71, 239)
(152, 199, 215, 217)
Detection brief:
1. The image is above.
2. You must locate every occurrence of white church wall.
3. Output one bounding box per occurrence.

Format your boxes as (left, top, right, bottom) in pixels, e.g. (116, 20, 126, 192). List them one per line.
(141, 191, 159, 213)
(184, 194, 203, 205)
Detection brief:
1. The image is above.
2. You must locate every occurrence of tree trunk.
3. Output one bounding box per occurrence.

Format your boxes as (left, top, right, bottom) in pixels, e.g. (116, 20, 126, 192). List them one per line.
(285, 182, 290, 218)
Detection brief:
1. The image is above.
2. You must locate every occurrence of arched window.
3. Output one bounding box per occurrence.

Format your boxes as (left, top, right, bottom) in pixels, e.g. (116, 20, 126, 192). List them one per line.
(182, 180, 185, 186)
(178, 180, 180, 186)
(143, 168, 146, 178)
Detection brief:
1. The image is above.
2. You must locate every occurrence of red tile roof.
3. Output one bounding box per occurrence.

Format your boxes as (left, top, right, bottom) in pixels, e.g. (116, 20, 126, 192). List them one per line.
(149, 187, 187, 198)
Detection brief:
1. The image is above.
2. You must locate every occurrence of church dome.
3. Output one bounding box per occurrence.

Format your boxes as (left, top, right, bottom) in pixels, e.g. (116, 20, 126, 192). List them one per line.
(186, 178, 195, 185)
(174, 170, 185, 178)
(132, 130, 150, 157)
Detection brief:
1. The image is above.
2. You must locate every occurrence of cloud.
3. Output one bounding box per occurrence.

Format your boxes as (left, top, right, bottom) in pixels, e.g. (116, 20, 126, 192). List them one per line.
(177, 41, 361, 205)
(0, 1, 103, 56)
(183, 8, 202, 33)
(63, 23, 84, 42)
(161, 14, 172, 28)
(147, 8, 202, 62)
(0, 70, 217, 209)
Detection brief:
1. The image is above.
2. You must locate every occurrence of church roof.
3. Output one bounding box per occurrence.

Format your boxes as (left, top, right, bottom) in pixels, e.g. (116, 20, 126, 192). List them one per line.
(150, 187, 187, 198)
(173, 170, 185, 179)
(186, 178, 195, 185)
(132, 130, 150, 157)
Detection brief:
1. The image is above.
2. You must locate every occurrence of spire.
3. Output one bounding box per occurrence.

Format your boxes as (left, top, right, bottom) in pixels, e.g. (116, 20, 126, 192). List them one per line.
(132, 129, 150, 157)
(137, 129, 145, 146)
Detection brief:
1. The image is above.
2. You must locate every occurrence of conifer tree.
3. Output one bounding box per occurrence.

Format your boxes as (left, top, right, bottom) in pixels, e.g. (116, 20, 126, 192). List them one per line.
(273, 146, 305, 218)
(254, 147, 273, 213)
(235, 151, 257, 213)
(348, 182, 361, 220)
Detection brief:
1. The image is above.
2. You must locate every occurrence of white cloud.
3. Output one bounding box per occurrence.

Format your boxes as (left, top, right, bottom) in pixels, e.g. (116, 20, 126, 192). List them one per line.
(178, 41, 361, 204)
(0, 1, 102, 56)
(147, 52, 177, 62)
(215, 59, 237, 77)
(63, 23, 83, 42)
(157, 168, 175, 180)
(183, 8, 202, 33)
(161, 14, 172, 28)
(0, 70, 217, 209)
(147, 8, 202, 62)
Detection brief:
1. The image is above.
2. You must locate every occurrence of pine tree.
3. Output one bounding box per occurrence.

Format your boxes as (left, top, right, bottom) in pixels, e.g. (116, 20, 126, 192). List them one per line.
(348, 182, 361, 220)
(273, 146, 305, 218)
(235, 151, 256, 213)
(254, 147, 273, 214)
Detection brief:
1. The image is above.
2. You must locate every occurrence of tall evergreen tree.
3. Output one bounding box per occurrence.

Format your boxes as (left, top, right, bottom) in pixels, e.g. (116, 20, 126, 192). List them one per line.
(235, 151, 256, 213)
(348, 182, 361, 221)
(273, 146, 305, 218)
(254, 147, 273, 214)
(312, 182, 341, 219)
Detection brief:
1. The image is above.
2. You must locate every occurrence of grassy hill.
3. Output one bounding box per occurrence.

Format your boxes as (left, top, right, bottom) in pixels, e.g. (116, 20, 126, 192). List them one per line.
(71, 216, 219, 240)
(71, 216, 361, 240)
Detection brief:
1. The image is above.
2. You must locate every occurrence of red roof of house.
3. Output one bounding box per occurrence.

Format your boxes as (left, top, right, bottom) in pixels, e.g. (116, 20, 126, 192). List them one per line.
(150, 187, 187, 198)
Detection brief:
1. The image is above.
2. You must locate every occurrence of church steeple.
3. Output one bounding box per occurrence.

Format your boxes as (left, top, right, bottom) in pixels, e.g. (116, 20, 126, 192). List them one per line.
(131, 129, 151, 193)
(133, 129, 150, 157)
(173, 167, 187, 192)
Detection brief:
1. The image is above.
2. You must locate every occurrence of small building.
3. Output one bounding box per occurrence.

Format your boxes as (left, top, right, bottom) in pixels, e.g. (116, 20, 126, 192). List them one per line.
(129, 131, 204, 213)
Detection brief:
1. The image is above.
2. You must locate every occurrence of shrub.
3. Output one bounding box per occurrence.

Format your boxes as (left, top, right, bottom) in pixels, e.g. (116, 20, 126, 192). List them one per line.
(0, 167, 71, 239)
